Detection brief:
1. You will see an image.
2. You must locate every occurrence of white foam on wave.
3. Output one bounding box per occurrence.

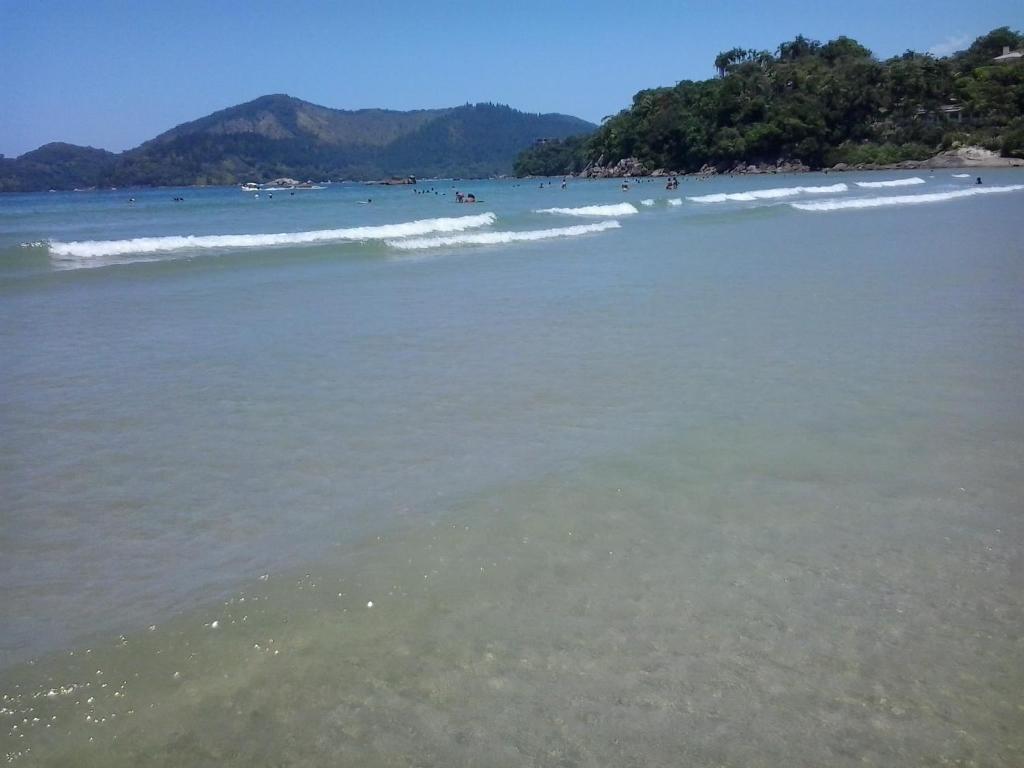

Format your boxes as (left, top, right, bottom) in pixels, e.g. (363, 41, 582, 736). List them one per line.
(791, 184, 1024, 211)
(855, 177, 925, 188)
(667, 198, 683, 206)
(535, 203, 638, 216)
(640, 199, 655, 206)
(48, 213, 498, 259)
(952, 173, 972, 178)
(687, 183, 847, 203)
(387, 221, 621, 250)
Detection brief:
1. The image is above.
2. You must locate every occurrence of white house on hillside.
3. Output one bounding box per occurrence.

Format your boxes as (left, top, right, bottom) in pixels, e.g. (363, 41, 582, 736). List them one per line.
(993, 45, 1023, 63)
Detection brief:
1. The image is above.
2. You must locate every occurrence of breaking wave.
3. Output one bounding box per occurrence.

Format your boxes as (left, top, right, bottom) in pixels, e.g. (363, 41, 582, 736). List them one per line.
(640, 199, 655, 206)
(687, 183, 847, 203)
(387, 221, 621, 250)
(855, 177, 925, 188)
(952, 173, 973, 178)
(791, 184, 1024, 211)
(535, 203, 639, 216)
(48, 213, 498, 258)
(667, 198, 683, 206)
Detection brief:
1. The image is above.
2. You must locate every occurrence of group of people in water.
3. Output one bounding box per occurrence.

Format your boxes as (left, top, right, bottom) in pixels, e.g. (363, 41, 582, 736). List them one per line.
(454, 192, 477, 203)
(616, 176, 680, 191)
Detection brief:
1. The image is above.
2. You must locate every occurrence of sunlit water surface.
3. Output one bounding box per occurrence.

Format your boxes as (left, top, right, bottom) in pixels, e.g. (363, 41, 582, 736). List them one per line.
(1, 172, 1022, 766)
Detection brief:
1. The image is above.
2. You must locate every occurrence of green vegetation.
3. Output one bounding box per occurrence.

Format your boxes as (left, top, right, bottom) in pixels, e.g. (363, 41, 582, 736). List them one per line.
(0, 143, 115, 192)
(513, 27, 1024, 176)
(0, 97, 595, 192)
(512, 135, 593, 177)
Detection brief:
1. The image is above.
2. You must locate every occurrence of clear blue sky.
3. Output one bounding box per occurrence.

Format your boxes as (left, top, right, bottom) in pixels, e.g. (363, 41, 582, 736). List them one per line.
(1, 0, 1020, 157)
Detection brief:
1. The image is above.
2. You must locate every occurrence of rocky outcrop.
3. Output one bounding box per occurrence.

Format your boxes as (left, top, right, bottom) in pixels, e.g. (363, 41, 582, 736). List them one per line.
(578, 156, 816, 178)
(579, 157, 650, 178)
(826, 147, 1024, 172)
(572, 145, 1022, 182)
(724, 159, 811, 175)
(923, 146, 1023, 168)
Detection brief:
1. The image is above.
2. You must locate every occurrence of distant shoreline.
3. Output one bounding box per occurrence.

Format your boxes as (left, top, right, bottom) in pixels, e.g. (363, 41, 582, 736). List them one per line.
(568, 147, 1024, 180)
(4, 163, 1023, 194)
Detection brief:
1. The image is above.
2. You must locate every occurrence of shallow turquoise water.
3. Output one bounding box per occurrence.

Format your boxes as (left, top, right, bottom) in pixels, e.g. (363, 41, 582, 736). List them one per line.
(1, 172, 1022, 765)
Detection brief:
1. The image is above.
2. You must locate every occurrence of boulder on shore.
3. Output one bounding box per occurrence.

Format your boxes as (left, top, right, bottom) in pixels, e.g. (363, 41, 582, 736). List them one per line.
(580, 157, 649, 178)
(723, 158, 810, 175)
(924, 146, 1023, 168)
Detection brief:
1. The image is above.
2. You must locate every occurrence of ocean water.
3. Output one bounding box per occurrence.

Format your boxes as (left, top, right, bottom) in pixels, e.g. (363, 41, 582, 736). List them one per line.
(1, 171, 1023, 766)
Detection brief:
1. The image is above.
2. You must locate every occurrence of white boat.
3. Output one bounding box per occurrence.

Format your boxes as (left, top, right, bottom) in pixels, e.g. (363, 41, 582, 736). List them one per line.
(240, 181, 323, 192)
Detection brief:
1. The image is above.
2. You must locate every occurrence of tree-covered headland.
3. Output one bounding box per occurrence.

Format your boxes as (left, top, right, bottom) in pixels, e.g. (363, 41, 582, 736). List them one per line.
(514, 28, 1024, 176)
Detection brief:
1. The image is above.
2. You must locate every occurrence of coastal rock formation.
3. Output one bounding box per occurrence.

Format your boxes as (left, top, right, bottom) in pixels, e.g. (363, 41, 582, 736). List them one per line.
(579, 157, 649, 178)
(726, 159, 811, 175)
(828, 146, 1024, 171)
(923, 146, 1024, 168)
(564, 145, 1022, 181)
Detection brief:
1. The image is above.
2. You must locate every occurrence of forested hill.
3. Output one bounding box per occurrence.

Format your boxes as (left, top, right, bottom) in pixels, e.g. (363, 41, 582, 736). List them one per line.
(0, 96, 595, 191)
(514, 27, 1024, 176)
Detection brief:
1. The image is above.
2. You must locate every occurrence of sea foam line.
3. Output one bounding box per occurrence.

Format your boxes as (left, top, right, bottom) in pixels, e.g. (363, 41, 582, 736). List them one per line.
(48, 213, 498, 258)
(855, 177, 925, 188)
(791, 184, 1024, 211)
(535, 203, 638, 216)
(387, 221, 621, 250)
(667, 198, 683, 206)
(687, 183, 847, 203)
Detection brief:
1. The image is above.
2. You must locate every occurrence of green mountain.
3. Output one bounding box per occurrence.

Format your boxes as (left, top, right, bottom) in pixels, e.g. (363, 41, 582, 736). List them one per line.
(0, 143, 116, 191)
(514, 27, 1024, 176)
(0, 95, 595, 191)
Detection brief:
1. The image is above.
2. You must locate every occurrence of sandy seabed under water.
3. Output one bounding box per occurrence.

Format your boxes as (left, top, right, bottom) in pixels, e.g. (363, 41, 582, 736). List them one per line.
(3, 425, 1021, 768)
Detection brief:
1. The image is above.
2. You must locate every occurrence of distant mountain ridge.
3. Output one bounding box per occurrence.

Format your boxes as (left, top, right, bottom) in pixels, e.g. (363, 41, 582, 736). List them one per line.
(0, 95, 596, 191)
(144, 95, 452, 148)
